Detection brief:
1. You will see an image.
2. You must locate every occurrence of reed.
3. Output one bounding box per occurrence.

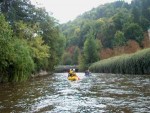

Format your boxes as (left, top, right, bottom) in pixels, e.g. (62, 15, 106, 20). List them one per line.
(89, 48, 150, 74)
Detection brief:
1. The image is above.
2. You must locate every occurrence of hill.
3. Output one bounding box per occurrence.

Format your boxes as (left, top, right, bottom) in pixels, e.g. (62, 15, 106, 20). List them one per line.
(59, 0, 150, 70)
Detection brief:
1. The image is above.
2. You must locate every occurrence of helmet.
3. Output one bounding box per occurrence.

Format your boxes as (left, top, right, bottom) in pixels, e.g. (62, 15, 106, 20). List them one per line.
(68, 69, 72, 74)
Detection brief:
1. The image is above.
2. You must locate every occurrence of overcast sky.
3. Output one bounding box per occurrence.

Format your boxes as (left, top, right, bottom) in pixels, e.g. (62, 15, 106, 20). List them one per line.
(32, 0, 132, 24)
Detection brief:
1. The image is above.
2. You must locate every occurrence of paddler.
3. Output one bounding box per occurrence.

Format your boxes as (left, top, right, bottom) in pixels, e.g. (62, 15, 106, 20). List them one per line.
(68, 69, 80, 80)
(68, 69, 76, 77)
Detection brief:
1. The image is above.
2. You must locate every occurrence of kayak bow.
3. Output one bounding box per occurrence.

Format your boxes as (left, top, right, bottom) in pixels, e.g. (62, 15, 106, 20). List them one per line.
(68, 76, 80, 81)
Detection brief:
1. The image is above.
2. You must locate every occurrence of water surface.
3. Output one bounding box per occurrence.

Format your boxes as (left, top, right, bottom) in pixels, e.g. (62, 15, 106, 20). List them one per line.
(0, 73, 150, 113)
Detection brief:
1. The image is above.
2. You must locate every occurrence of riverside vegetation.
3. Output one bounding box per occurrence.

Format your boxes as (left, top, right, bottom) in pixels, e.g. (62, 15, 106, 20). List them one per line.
(89, 48, 150, 74)
(0, 1, 66, 82)
(60, 0, 150, 73)
(0, 0, 150, 83)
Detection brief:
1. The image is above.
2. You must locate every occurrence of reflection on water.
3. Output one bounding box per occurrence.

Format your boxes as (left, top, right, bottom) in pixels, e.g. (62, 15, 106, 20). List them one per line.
(0, 73, 150, 113)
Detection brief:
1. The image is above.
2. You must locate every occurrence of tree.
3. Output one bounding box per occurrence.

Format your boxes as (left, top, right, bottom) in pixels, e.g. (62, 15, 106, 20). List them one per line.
(99, 18, 116, 48)
(113, 31, 126, 47)
(131, 0, 142, 23)
(0, 14, 34, 82)
(131, 0, 150, 31)
(13, 21, 50, 71)
(141, 0, 150, 21)
(83, 32, 99, 68)
(0, 0, 35, 25)
(123, 23, 143, 43)
(78, 53, 86, 71)
(139, 17, 150, 31)
(112, 8, 132, 31)
(28, 36, 50, 71)
(11, 39, 34, 82)
(33, 8, 63, 70)
(0, 14, 14, 73)
(1, 0, 64, 71)
(61, 52, 72, 65)
(72, 46, 80, 65)
(77, 20, 92, 48)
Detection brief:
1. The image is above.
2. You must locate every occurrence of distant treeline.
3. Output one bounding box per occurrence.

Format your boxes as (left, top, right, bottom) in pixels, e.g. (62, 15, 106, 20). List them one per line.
(0, 0, 66, 82)
(54, 65, 78, 73)
(59, 0, 150, 71)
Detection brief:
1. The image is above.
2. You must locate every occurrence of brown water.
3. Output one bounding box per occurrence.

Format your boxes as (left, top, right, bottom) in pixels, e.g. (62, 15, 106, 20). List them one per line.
(0, 73, 150, 113)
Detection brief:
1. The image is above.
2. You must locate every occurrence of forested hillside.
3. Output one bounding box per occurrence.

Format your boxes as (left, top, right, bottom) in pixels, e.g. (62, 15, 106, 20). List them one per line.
(0, 0, 150, 82)
(60, 0, 150, 70)
(0, 0, 66, 82)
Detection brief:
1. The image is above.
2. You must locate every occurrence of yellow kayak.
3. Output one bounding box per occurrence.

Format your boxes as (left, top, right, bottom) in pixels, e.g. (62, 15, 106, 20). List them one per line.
(68, 76, 80, 81)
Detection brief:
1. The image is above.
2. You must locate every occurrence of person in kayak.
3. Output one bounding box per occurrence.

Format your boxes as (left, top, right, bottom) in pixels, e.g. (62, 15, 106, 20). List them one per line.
(68, 69, 76, 77)
(68, 69, 80, 80)
(85, 69, 91, 76)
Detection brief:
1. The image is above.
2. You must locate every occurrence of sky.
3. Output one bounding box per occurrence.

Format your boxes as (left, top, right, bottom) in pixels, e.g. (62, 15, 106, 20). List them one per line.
(32, 0, 132, 24)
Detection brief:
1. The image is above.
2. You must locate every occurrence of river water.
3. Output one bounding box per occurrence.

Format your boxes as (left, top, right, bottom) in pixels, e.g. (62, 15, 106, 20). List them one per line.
(0, 73, 150, 113)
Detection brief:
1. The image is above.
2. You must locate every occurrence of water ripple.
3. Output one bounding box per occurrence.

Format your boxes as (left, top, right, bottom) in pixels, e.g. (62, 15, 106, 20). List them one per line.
(0, 73, 149, 113)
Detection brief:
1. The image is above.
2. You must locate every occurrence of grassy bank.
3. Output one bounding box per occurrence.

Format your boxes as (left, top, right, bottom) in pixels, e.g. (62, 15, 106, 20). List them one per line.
(89, 48, 150, 74)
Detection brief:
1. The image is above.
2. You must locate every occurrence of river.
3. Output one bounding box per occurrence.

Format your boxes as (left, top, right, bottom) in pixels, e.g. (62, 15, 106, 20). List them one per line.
(0, 73, 150, 113)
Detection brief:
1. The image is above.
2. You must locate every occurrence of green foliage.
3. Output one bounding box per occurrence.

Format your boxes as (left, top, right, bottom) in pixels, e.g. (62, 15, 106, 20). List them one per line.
(101, 19, 116, 48)
(0, 14, 34, 82)
(81, 32, 99, 69)
(61, 46, 80, 65)
(113, 31, 126, 47)
(140, 17, 150, 31)
(56, 33, 66, 58)
(60, 0, 150, 58)
(28, 36, 50, 71)
(131, 0, 150, 31)
(14, 21, 35, 39)
(72, 46, 80, 65)
(0, 0, 64, 72)
(0, 0, 66, 82)
(78, 54, 86, 71)
(123, 23, 143, 43)
(141, 0, 150, 21)
(29, 36, 49, 60)
(61, 52, 72, 65)
(0, 0, 35, 24)
(13, 21, 50, 72)
(11, 39, 34, 82)
(112, 8, 132, 30)
(33, 8, 64, 70)
(90, 48, 150, 75)
(0, 0, 149, 82)
(0, 14, 14, 70)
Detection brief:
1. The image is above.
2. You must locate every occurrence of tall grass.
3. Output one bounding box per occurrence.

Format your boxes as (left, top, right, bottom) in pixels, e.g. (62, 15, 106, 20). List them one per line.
(89, 48, 150, 74)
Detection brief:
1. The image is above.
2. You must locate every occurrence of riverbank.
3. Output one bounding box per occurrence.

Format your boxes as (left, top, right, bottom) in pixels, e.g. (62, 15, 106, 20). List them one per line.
(0, 70, 52, 83)
(31, 70, 53, 78)
(89, 48, 150, 75)
(54, 65, 78, 73)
